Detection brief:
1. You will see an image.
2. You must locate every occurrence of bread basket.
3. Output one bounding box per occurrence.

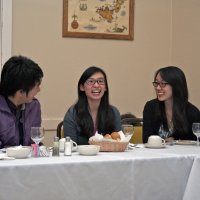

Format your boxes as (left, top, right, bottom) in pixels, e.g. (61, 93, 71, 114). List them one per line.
(89, 140, 128, 152)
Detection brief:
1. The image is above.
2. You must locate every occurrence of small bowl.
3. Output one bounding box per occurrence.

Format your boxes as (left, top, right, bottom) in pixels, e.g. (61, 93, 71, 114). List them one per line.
(6, 146, 31, 159)
(77, 145, 100, 156)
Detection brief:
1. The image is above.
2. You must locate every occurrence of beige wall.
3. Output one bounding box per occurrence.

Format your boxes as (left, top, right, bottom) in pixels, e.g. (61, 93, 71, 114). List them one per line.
(12, 0, 200, 145)
(172, 0, 200, 107)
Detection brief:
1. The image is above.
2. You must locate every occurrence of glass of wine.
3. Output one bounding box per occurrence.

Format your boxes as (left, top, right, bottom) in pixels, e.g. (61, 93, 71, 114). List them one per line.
(31, 127, 45, 145)
(192, 123, 200, 146)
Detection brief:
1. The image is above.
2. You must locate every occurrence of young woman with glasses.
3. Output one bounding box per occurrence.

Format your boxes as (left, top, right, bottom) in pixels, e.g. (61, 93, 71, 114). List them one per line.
(63, 66, 121, 145)
(143, 66, 200, 143)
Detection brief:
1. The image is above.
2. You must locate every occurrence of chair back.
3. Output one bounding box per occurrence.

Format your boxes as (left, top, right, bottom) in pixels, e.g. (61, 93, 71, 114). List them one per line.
(130, 126, 143, 144)
(57, 121, 64, 139)
(121, 117, 143, 126)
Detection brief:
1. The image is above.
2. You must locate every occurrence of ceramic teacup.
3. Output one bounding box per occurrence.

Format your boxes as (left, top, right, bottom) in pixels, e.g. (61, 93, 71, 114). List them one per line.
(147, 135, 165, 147)
(59, 138, 77, 152)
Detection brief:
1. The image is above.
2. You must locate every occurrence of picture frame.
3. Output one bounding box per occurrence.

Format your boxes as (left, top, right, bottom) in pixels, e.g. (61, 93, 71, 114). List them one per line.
(63, 0, 134, 40)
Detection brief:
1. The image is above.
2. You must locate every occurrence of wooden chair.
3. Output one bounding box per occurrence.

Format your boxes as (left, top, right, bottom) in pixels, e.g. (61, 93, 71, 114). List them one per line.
(121, 117, 143, 127)
(56, 121, 64, 139)
(130, 126, 143, 144)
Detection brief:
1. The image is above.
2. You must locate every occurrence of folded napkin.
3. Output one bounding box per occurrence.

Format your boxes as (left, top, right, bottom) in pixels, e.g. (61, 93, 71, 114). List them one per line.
(89, 132, 104, 141)
(0, 153, 15, 160)
(39, 146, 50, 157)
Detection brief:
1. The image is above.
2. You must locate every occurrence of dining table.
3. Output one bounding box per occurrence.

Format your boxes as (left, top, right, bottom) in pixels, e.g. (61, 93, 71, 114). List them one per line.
(0, 143, 200, 200)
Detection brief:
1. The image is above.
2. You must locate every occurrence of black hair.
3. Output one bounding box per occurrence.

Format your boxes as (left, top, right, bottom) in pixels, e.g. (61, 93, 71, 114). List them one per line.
(75, 66, 116, 138)
(0, 55, 43, 96)
(154, 66, 189, 134)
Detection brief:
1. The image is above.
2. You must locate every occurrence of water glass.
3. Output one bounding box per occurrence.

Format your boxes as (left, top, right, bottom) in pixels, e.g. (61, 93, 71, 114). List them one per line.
(31, 127, 45, 145)
(192, 123, 200, 146)
(122, 124, 134, 142)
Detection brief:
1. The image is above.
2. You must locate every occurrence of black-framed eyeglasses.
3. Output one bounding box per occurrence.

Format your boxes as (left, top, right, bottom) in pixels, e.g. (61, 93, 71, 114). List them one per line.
(152, 81, 169, 88)
(86, 78, 105, 86)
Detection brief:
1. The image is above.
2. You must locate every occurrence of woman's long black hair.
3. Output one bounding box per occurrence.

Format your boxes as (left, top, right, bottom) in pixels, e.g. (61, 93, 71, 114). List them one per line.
(75, 66, 116, 137)
(154, 66, 189, 135)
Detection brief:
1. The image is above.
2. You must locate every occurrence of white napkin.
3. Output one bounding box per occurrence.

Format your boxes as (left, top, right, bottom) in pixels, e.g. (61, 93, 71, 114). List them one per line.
(89, 131, 104, 141)
(0, 153, 15, 160)
(118, 130, 125, 141)
(39, 146, 50, 157)
(89, 131, 130, 142)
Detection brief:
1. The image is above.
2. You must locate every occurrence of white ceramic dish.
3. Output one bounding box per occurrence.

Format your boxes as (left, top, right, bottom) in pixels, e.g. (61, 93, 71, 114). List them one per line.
(77, 145, 100, 156)
(175, 140, 196, 145)
(6, 146, 31, 159)
(144, 143, 166, 149)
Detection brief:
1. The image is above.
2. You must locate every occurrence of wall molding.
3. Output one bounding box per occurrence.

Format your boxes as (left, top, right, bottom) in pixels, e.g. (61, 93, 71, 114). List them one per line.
(42, 118, 63, 131)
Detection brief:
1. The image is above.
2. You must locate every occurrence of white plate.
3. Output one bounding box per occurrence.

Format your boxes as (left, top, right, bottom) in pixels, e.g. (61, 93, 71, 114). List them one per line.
(175, 140, 196, 145)
(144, 143, 166, 149)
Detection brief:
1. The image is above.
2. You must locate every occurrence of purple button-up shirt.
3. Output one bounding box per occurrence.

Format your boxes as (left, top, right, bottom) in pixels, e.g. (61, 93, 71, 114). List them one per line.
(0, 95, 42, 148)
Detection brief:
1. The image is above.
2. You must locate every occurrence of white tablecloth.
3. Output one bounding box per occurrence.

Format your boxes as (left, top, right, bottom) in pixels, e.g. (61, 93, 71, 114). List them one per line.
(183, 156, 200, 200)
(0, 145, 200, 200)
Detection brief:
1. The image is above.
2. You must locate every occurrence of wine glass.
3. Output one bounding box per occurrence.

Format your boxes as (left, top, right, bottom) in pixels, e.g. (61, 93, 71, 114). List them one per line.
(122, 124, 134, 142)
(31, 127, 45, 145)
(192, 123, 200, 146)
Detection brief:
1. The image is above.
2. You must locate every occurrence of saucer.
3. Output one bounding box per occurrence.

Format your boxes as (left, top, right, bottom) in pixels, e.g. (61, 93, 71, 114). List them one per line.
(144, 143, 166, 149)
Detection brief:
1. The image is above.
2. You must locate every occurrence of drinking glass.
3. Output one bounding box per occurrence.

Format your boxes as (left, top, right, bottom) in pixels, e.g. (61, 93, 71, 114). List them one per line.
(192, 123, 200, 146)
(31, 127, 45, 145)
(122, 124, 134, 142)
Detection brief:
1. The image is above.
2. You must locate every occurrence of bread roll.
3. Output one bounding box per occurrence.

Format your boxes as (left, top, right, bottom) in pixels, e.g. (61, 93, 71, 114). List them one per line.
(104, 134, 112, 139)
(111, 132, 120, 140)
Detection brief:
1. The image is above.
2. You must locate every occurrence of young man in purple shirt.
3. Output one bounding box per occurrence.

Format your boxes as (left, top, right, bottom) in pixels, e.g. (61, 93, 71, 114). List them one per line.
(0, 55, 44, 148)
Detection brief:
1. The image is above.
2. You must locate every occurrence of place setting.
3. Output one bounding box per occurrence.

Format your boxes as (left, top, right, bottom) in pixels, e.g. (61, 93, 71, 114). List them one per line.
(0, 145, 31, 160)
(174, 140, 197, 145)
(0, 126, 50, 160)
(174, 122, 200, 146)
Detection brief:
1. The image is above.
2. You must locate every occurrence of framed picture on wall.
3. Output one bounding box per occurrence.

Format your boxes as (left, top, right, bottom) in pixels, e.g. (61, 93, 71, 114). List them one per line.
(63, 0, 134, 40)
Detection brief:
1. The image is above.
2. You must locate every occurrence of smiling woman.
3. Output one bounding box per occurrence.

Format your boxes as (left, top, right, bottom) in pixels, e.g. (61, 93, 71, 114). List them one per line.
(63, 66, 122, 145)
(143, 66, 200, 143)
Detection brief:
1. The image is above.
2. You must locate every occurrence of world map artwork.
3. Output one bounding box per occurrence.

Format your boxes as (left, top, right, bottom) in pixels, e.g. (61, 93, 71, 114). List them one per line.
(67, 0, 130, 35)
